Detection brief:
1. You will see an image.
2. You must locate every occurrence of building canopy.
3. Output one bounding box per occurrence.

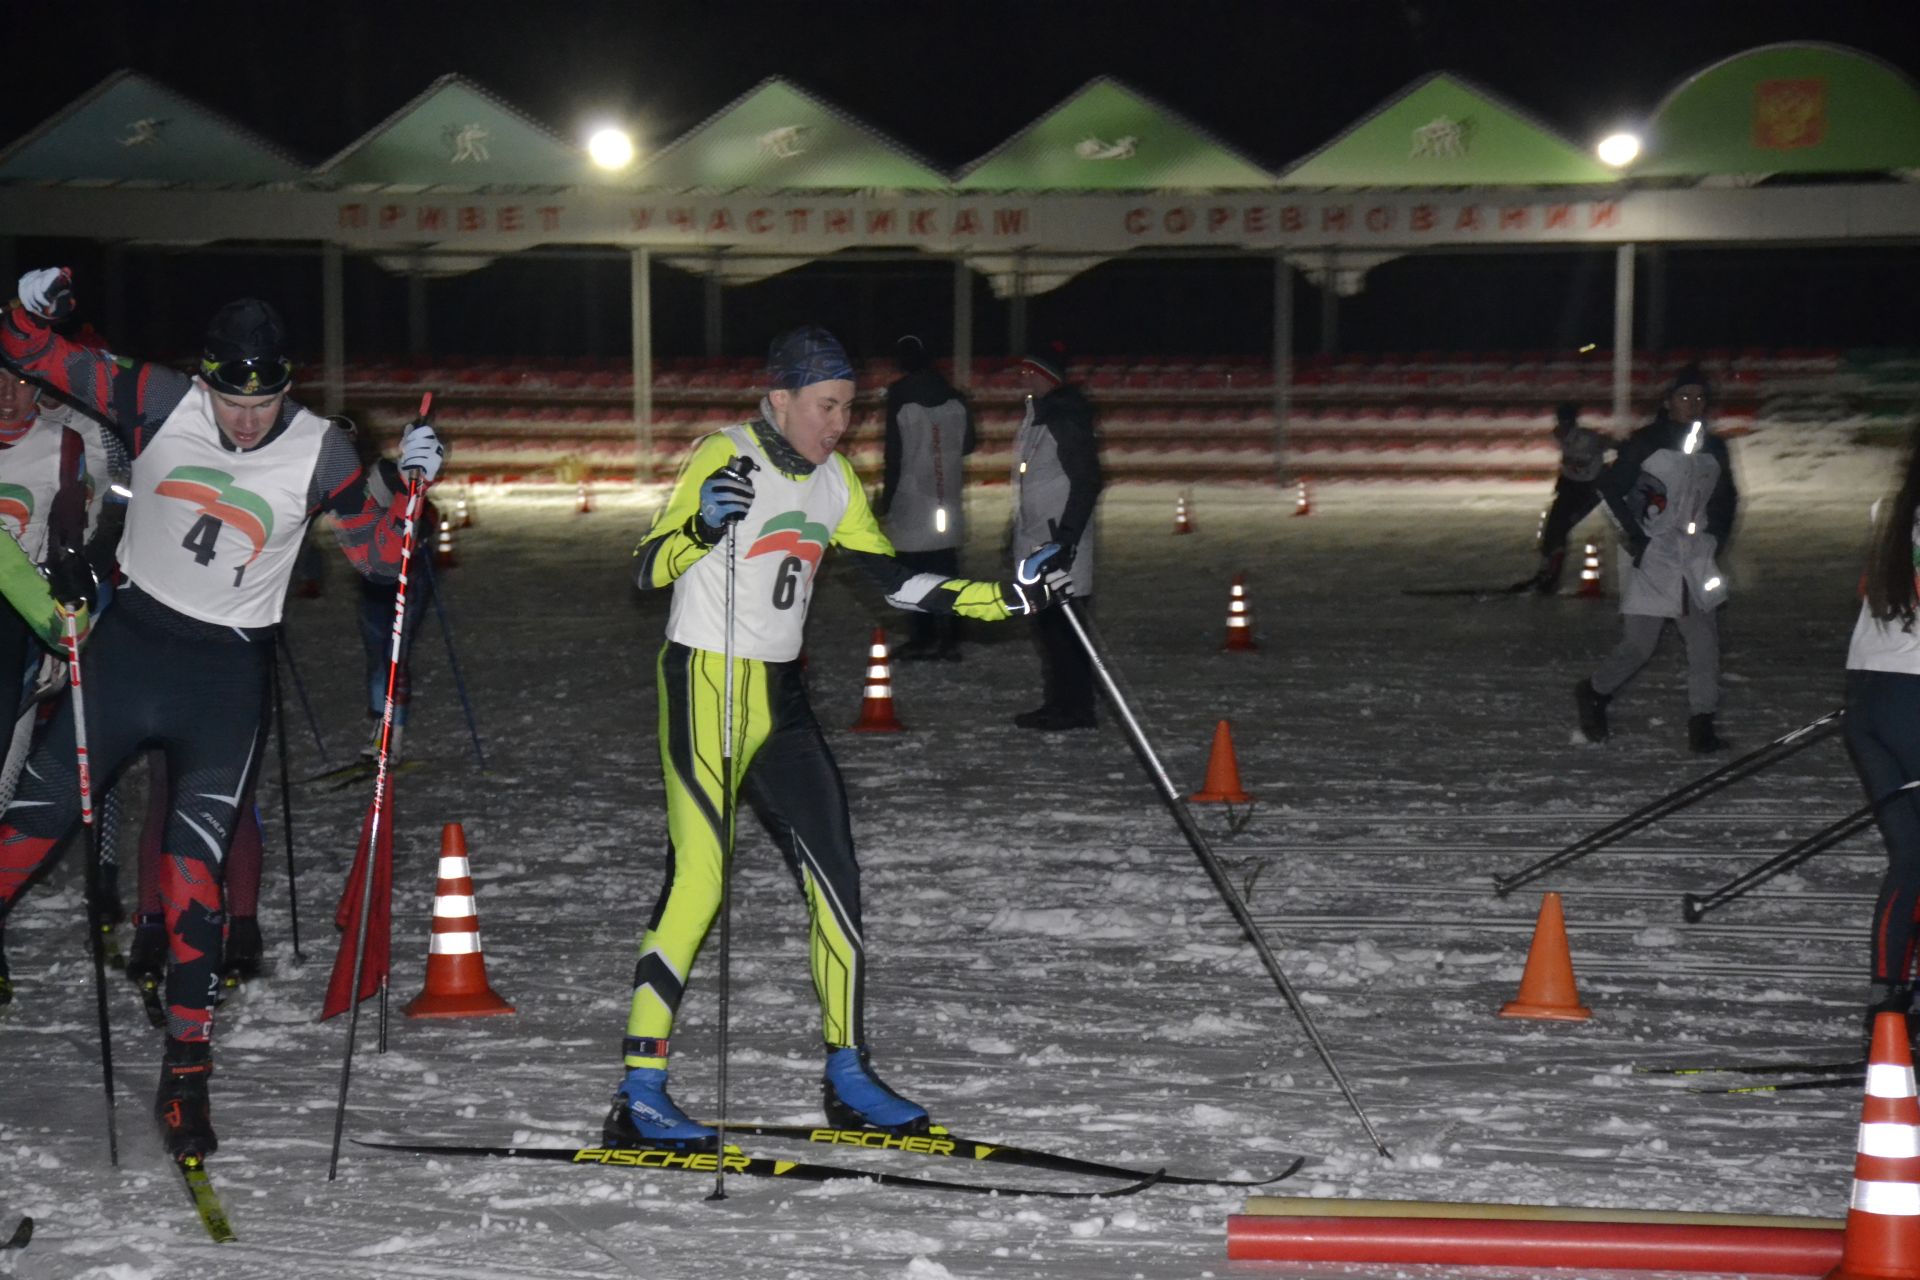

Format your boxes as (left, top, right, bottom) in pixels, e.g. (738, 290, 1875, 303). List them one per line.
(0, 70, 300, 186)
(316, 74, 597, 190)
(1639, 44, 1920, 179)
(634, 78, 947, 191)
(1279, 73, 1616, 187)
(956, 77, 1272, 191)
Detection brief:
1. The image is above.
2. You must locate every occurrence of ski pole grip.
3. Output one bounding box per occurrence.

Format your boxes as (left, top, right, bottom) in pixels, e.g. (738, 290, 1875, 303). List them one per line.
(727, 455, 756, 480)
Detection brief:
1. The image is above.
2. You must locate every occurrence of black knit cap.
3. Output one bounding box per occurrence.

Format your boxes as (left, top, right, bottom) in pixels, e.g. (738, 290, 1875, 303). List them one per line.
(894, 334, 930, 373)
(200, 298, 292, 395)
(1667, 361, 1713, 402)
(1020, 339, 1069, 385)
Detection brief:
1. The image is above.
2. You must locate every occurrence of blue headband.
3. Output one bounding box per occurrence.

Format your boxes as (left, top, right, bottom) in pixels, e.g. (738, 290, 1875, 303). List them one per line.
(768, 325, 854, 390)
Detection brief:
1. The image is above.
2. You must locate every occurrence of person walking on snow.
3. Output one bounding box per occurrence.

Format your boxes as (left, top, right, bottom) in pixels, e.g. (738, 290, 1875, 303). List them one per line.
(1842, 427, 1920, 1043)
(1517, 402, 1607, 594)
(0, 267, 444, 1160)
(1574, 364, 1738, 753)
(611, 324, 1065, 1150)
(877, 334, 975, 660)
(1010, 342, 1102, 731)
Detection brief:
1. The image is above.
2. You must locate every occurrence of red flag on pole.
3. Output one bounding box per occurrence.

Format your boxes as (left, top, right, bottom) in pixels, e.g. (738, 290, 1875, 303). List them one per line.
(321, 787, 394, 1020)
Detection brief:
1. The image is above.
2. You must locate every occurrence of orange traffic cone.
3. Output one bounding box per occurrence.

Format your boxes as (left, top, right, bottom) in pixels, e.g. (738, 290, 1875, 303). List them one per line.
(1173, 494, 1194, 535)
(1577, 541, 1602, 599)
(850, 626, 905, 733)
(434, 517, 457, 569)
(1292, 477, 1312, 517)
(1191, 720, 1252, 804)
(576, 480, 593, 515)
(456, 493, 473, 528)
(1498, 892, 1592, 1021)
(1223, 573, 1256, 652)
(1828, 1012, 1920, 1279)
(404, 823, 514, 1019)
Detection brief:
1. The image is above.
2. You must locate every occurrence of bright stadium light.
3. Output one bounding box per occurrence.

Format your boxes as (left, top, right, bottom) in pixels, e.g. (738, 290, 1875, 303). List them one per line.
(1597, 132, 1641, 168)
(588, 126, 636, 171)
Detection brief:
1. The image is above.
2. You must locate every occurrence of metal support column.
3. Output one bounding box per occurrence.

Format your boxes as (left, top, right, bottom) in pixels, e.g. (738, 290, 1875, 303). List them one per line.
(951, 257, 973, 391)
(1272, 252, 1294, 483)
(1612, 243, 1636, 432)
(632, 248, 653, 484)
(1319, 248, 1339, 357)
(322, 242, 345, 416)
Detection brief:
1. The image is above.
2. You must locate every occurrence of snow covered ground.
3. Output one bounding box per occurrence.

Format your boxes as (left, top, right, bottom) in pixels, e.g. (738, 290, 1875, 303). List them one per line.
(0, 413, 1915, 1279)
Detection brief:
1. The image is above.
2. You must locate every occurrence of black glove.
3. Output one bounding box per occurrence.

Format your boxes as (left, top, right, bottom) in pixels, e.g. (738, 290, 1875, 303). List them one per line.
(43, 543, 98, 610)
(1002, 542, 1069, 616)
(1627, 531, 1650, 567)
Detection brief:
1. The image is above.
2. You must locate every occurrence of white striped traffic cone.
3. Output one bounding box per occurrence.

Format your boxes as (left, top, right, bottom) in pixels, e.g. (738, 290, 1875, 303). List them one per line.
(850, 626, 905, 732)
(1828, 1012, 1920, 1279)
(1292, 478, 1312, 517)
(404, 823, 514, 1019)
(1173, 494, 1194, 535)
(1577, 541, 1603, 599)
(1223, 572, 1257, 652)
(434, 517, 457, 569)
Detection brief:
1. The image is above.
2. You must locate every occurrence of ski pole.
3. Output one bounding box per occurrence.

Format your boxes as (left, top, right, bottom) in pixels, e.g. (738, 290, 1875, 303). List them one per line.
(1057, 598, 1392, 1159)
(709, 454, 754, 1203)
(277, 622, 331, 767)
(329, 395, 430, 1182)
(1492, 707, 1844, 897)
(271, 644, 302, 961)
(1682, 802, 1878, 923)
(418, 556, 488, 771)
(63, 604, 117, 1165)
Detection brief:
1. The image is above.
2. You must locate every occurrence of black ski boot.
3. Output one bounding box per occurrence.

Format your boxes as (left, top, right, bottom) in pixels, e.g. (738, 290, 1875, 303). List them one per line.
(221, 917, 262, 987)
(1574, 679, 1611, 743)
(1688, 713, 1726, 754)
(156, 1042, 217, 1159)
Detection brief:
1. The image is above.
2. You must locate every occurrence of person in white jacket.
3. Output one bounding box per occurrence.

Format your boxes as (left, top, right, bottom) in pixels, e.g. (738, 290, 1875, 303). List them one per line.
(1845, 428, 1920, 1043)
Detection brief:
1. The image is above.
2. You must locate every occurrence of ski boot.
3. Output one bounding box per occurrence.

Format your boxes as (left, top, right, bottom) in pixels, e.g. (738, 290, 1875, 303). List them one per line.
(1688, 713, 1727, 754)
(156, 1042, 217, 1159)
(602, 1067, 717, 1151)
(221, 917, 263, 988)
(1574, 679, 1611, 743)
(822, 1045, 930, 1134)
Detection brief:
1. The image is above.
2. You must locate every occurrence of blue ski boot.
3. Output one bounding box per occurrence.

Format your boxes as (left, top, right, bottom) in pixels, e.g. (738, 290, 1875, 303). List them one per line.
(602, 1067, 717, 1151)
(822, 1046, 930, 1133)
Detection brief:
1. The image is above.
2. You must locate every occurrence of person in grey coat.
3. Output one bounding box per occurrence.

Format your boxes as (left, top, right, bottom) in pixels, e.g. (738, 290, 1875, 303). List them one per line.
(1575, 364, 1739, 752)
(877, 335, 975, 660)
(1010, 342, 1102, 731)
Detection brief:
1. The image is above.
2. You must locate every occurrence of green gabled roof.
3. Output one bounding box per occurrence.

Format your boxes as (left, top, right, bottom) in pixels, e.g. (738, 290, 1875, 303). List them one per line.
(1639, 44, 1920, 178)
(316, 74, 591, 188)
(1279, 73, 1616, 187)
(0, 70, 300, 185)
(633, 78, 946, 190)
(956, 77, 1271, 191)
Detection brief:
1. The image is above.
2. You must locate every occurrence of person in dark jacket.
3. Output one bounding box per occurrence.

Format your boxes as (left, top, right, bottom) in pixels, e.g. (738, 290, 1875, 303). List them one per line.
(1574, 364, 1739, 752)
(1519, 402, 1608, 594)
(877, 335, 975, 660)
(1009, 342, 1102, 731)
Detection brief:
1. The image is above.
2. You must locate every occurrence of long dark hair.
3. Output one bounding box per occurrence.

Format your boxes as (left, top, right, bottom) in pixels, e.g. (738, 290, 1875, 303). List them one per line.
(1867, 424, 1920, 628)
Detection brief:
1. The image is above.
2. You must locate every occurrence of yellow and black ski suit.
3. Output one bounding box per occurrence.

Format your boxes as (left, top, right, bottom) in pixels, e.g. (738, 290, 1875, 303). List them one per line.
(623, 418, 1021, 1070)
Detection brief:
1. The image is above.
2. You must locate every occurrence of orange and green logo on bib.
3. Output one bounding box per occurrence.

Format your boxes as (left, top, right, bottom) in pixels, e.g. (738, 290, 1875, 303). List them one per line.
(0, 482, 34, 536)
(746, 512, 831, 569)
(154, 466, 275, 563)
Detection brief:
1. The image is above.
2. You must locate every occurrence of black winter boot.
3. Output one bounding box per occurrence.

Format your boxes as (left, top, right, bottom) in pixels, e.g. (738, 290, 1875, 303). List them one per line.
(156, 1041, 217, 1159)
(1574, 680, 1611, 743)
(1688, 713, 1726, 754)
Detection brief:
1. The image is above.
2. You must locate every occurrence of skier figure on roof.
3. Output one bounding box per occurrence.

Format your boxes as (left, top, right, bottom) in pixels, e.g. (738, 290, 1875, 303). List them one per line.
(0, 267, 444, 1160)
(1574, 363, 1738, 753)
(612, 323, 1066, 1149)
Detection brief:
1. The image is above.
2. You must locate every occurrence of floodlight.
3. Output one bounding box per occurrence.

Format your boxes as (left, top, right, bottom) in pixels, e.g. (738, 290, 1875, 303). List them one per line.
(589, 127, 636, 171)
(1597, 132, 1640, 168)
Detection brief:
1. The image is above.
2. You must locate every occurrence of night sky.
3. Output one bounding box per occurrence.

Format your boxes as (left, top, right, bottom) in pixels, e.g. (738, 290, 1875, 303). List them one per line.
(2, 0, 1916, 361)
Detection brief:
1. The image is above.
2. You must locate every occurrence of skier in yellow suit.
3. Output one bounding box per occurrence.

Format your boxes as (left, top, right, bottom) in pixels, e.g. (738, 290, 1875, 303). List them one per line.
(612, 325, 1066, 1148)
